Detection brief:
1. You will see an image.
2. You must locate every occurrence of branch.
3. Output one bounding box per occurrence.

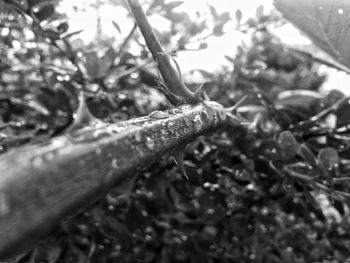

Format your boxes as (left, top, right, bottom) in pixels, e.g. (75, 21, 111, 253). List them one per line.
(127, 0, 200, 104)
(0, 102, 243, 258)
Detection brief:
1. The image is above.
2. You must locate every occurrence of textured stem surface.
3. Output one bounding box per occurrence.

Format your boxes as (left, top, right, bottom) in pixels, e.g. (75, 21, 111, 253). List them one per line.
(0, 102, 241, 258)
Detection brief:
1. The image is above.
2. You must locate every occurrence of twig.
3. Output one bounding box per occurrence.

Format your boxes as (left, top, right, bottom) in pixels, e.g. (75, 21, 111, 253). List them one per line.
(127, 0, 199, 104)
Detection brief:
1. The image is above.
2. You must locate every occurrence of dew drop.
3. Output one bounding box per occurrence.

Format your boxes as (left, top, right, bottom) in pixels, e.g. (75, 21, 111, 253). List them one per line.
(338, 8, 344, 14)
(203, 182, 211, 188)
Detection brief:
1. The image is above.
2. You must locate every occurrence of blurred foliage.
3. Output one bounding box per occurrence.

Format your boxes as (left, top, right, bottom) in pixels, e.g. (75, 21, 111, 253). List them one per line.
(2, 1, 350, 263)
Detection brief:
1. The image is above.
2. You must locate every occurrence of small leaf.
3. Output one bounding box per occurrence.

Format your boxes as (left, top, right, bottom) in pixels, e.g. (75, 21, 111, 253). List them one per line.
(112, 21, 121, 34)
(163, 1, 183, 11)
(278, 131, 298, 160)
(27, 0, 43, 7)
(235, 9, 242, 24)
(208, 4, 219, 20)
(256, 5, 264, 18)
(298, 143, 318, 168)
(63, 29, 84, 39)
(57, 22, 69, 33)
(274, 0, 350, 70)
(34, 4, 55, 21)
(318, 147, 339, 170)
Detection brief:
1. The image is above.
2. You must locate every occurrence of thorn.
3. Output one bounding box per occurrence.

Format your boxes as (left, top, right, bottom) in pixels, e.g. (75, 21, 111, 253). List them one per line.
(227, 112, 247, 126)
(67, 91, 98, 132)
(227, 95, 247, 114)
(193, 83, 205, 101)
(203, 91, 210, 101)
(248, 113, 262, 132)
(172, 145, 189, 180)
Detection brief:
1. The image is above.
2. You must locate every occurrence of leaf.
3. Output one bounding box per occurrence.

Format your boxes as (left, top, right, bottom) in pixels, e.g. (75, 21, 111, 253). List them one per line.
(27, 0, 43, 7)
(298, 143, 318, 168)
(34, 4, 55, 21)
(318, 147, 339, 170)
(163, 1, 183, 11)
(274, 0, 350, 69)
(278, 130, 298, 160)
(112, 20, 121, 34)
(235, 9, 242, 24)
(256, 5, 264, 19)
(62, 29, 84, 39)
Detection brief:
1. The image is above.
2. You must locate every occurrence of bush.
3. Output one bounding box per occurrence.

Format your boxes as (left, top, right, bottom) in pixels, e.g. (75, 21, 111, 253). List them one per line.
(1, 0, 350, 262)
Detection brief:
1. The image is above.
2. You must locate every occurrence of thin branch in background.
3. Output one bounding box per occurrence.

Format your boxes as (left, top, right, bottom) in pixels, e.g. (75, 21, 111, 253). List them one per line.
(117, 23, 137, 58)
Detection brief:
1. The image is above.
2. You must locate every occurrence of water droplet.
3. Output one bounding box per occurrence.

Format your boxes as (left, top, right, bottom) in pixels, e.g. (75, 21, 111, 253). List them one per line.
(203, 182, 211, 188)
(145, 137, 155, 150)
(338, 8, 344, 14)
(318, 6, 323, 10)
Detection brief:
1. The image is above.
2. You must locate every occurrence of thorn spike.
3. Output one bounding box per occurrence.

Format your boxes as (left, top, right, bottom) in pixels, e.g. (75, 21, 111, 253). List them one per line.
(172, 146, 189, 180)
(228, 95, 247, 114)
(68, 91, 98, 132)
(193, 83, 205, 101)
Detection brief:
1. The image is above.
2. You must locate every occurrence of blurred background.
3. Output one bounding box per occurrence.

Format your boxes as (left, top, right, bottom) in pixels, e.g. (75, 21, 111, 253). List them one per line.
(58, 0, 350, 93)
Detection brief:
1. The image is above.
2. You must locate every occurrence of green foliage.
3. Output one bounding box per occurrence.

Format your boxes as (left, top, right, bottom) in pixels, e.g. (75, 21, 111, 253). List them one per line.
(275, 0, 350, 72)
(2, 1, 350, 263)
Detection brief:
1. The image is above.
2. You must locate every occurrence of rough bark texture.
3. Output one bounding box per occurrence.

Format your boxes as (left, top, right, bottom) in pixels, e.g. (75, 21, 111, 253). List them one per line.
(0, 102, 241, 258)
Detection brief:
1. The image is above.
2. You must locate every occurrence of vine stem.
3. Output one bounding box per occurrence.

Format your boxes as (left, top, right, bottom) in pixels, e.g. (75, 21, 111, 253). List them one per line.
(127, 0, 199, 104)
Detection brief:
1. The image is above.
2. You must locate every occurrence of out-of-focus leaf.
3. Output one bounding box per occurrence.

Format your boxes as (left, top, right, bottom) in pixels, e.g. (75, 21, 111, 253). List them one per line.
(318, 147, 339, 170)
(235, 9, 242, 24)
(256, 5, 264, 19)
(161, 11, 189, 23)
(112, 21, 121, 34)
(34, 4, 55, 21)
(278, 130, 298, 160)
(27, 0, 43, 7)
(274, 0, 350, 70)
(162, 1, 183, 11)
(57, 22, 69, 33)
(298, 144, 318, 168)
(62, 29, 84, 39)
